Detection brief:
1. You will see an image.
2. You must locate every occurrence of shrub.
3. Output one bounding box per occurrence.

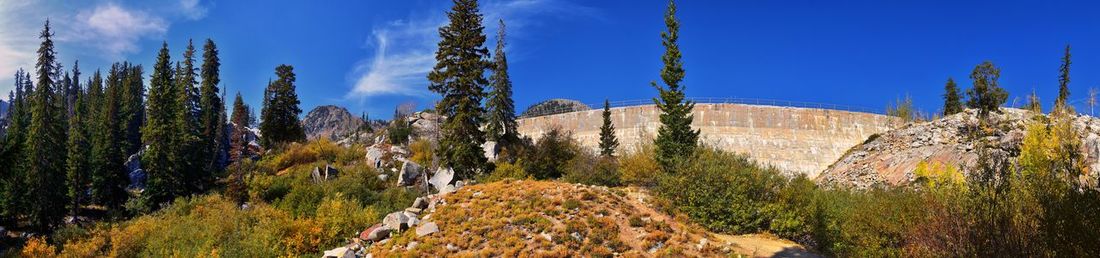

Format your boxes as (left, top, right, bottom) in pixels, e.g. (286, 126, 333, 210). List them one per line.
(21, 237, 56, 257)
(563, 155, 621, 187)
(618, 143, 660, 186)
(315, 193, 378, 247)
(409, 139, 435, 167)
(481, 160, 530, 183)
(523, 128, 577, 179)
(370, 188, 417, 220)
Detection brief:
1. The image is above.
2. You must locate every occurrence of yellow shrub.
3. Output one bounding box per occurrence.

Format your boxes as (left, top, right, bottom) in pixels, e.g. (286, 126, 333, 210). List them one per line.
(619, 143, 660, 186)
(315, 193, 377, 245)
(913, 161, 965, 190)
(409, 139, 435, 167)
(21, 237, 56, 257)
(481, 161, 530, 183)
(60, 233, 107, 258)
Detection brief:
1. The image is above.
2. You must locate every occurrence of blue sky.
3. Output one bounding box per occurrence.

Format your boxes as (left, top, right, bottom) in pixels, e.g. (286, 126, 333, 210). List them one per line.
(3, 1, 1100, 118)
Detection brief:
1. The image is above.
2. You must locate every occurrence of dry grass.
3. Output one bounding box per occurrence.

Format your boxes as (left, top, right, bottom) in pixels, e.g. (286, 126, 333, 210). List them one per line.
(367, 180, 743, 257)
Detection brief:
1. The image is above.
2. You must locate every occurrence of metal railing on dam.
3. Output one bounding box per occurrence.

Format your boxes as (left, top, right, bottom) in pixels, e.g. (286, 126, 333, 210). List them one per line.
(516, 101, 900, 178)
(520, 97, 884, 118)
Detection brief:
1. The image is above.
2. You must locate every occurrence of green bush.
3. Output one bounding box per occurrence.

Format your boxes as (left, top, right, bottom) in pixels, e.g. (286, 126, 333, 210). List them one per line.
(523, 128, 577, 179)
(563, 154, 621, 187)
(480, 160, 531, 183)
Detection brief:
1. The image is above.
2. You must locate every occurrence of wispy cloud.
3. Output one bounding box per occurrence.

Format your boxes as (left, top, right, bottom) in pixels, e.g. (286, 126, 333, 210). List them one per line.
(345, 0, 600, 100)
(64, 3, 169, 59)
(179, 0, 209, 20)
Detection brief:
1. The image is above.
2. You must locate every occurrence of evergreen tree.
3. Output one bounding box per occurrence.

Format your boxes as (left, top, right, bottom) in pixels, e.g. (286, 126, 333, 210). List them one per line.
(198, 39, 225, 177)
(24, 20, 68, 230)
(942, 77, 964, 116)
(120, 64, 145, 155)
(89, 68, 127, 208)
(966, 61, 1009, 119)
(175, 40, 204, 194)
(428, 0, 492, 180)
(143, 42, 184, 206)
(651, 0, 699, 173)
(1024, 90, 1043, 113)
(0, 70, 29, 221)
(360, 112, 373, 133)
(229, 92, 251, 162)
(259, 65, 306, 148)
(1055, 44, 1072, 113)
(486, 19, 518, 145)
(65, 85, 89, 218)
(598, 99, 619, 157)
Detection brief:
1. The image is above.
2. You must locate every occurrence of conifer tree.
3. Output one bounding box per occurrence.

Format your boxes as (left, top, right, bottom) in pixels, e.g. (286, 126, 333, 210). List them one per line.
(599, 99, 619, 157)
(942, 77, 964, 116)
(175, 40, 203, 194)
(1055, 44, 1072, 113)
(428, 0, 492, 180)
(198, 39, 224, 175)
(229, 92, 251, 162)
(24, 20, 68, 230)
(486, 19, 518, 145)
(0, 70, 29, 221)
(120, 64, 145, 155)
(966, 61, 1009, 119)
(65, 86, 89, 218)
(259, 65, 306, 148)
(143, 42, 184, 206)
(652, 0, 699, 173)
(89, 68, 126, 208)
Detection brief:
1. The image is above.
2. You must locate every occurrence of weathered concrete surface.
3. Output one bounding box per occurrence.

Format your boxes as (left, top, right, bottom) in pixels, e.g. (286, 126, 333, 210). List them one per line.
(517, 103, 900, 178)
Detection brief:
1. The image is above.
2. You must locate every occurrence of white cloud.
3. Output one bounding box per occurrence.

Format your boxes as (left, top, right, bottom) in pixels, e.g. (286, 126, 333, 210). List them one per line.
(346, 0, 599, 100)
(65, 3, 168, 59)
(179, 0, 208, 20)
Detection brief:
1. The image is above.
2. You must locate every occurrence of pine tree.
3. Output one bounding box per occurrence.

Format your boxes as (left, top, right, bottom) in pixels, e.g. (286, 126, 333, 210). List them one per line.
(229, 92, 251, 162)
(175, 40, 203, 194)
(599, 99, 619, 157)
(259, 65, 305, 148)
(652, 0, 699, 173)
(942, 77, 964, 116)
(486, 19, 518, 146)
(0, 70, 30, 221)
(198, 39, 224, 177)
(143, 42, 184, 206)
(428, 0, 491, 180)
(1055, 44, 1072, 113)
(89, 68, 127, 208)
(24, 20, 68, 230)
(65, 85, 89, 218)
(966, 61, 1009, 119)
(120, 63, 145, 155)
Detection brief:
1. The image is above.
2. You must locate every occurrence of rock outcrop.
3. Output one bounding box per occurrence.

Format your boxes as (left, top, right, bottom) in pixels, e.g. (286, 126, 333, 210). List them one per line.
(303, 105, 364, 141)
(519, 98, 590, 117)
(818, 108, 1100, 189)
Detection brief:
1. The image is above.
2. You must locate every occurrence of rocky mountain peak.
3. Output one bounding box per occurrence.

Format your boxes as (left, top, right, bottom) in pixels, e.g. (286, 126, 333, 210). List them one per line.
(302, 105, 364, 141)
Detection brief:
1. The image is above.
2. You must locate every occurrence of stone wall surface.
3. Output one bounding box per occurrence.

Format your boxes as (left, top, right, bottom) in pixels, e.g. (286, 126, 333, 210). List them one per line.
(516, 103, 900, 178)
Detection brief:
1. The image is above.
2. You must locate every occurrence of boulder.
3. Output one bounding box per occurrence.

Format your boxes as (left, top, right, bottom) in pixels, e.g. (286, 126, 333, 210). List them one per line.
(429, 168, 455, 192)
(365, 225, 392, 242)
(439, 184, 457, 195)
(405, 207, 423, 215)
(321, 246, 355, 258)
(411, 197, 428, 209)
(377, 173, 389, 182)
(482, 141, 499, 162)
(382, 211, 412, 231)
(365, 146, 384, 168)
(397, 159, 422, 186)
(416, 222, 439, 237)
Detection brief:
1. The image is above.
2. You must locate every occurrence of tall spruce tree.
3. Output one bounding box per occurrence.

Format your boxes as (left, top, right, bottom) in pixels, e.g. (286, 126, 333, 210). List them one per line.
(1055, 44, 1072, 113)
(143, 42, 184, 206)
(652, 0, 699, 173)
(89, 68, 126, 208)
(120, 63, 145, 155)
(24, 20, 68, 230)
(229, 92, 251, 162)
(486, 19, 518, 145)
(599, 99, 619, 157)
(0, 70, 30, 221)
(198, 39, 224, 176)
(65, 85, 89, 218)
(428, 0, 491, 180)
(259, 65, 306, 148)
(966, 61, 1009, 119)
(175, 40, 204, 194)
(943, 77, 964, 116)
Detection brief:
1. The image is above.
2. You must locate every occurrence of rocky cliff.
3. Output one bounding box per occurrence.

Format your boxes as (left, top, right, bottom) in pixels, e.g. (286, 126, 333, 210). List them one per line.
(302, 105, 363, 141)
(817, 108, 1100, 189)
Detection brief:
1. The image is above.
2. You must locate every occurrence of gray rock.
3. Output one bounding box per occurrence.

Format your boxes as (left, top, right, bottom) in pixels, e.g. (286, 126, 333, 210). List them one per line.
(416, 222, 439, 237)
(365, 146, 384, 168)
(405, 207, 423, 215)
(411, 197, 428, 209)
(439, 184, 457, 195)
(406, 241, 419, 250)
(383, 211, 411, 230)
(482, 141, 498, 162)
(429, 168, 455, 192)
(397, 159, 422, 186)
(366, 226, 392, 242)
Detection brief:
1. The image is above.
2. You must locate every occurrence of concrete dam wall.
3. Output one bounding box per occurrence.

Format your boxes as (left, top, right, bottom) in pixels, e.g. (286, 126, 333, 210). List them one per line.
(516, 103, 901, 178)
